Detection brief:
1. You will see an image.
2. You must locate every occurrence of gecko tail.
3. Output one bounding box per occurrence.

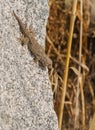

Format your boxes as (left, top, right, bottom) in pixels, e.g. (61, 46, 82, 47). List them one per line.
(13, 11, 28, 36)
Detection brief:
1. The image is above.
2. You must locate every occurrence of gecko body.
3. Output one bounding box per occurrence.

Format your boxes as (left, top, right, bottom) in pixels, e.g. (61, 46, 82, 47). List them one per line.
(13, 11, 52, 69)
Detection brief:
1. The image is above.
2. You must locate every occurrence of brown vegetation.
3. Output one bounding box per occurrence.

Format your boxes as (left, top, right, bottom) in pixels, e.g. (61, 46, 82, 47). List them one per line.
(46, 0, 95, 130)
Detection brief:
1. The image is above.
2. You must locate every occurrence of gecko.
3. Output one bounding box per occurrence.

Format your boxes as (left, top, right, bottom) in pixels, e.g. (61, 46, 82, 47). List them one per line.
(13, 11, 52, 69)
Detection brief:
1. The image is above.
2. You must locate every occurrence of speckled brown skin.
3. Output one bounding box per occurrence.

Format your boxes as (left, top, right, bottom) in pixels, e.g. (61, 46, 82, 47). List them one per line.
(13, 11, 52, 69)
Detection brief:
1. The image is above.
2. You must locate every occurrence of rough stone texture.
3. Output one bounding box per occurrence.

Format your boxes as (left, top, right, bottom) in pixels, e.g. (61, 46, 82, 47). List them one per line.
(0, 0, 58, 130)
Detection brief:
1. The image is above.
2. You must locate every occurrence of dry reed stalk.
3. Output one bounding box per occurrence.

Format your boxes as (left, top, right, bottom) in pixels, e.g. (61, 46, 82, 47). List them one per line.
(80, 76, 85, 130)
(81, 0, 90, 129)
(74, 0, 85, 129)
(58, 0, 78, 129)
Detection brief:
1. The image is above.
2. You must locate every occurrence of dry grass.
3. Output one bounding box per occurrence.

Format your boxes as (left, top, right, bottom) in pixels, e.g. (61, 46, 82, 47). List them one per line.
(46, 0, 95, 130)
(89, 114, 95, 130)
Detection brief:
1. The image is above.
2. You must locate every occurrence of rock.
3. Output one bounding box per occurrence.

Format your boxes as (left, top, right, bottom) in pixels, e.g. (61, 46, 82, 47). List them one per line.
(0, 0, 58, 130)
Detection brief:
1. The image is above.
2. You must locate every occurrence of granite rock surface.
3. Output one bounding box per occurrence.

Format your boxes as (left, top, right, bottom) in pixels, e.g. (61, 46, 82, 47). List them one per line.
(0, 0, 58, 130)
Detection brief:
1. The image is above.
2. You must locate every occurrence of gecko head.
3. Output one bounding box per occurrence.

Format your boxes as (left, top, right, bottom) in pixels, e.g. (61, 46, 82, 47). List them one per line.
(40, 55, 52, 69)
